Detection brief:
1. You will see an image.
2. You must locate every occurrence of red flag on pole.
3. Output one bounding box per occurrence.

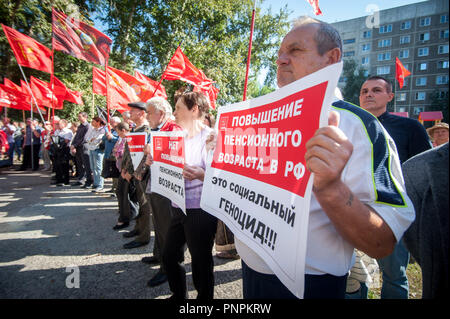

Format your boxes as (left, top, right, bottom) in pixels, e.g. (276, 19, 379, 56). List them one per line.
(134, 70, 167, 100)
(1, 24, 52, 73)
(52, 8, 112, 66)
(106, 66, 141, 111)
(30, 76, 63, 109)
(162, 47, 213, 87)
(65, 88, 84, 105)
(0, 84, 42, 112)
(306, 0, 323, 15)
(395, 57, 411, 89)
(4, 78, 26, 94)
(92, 66, 107, 96)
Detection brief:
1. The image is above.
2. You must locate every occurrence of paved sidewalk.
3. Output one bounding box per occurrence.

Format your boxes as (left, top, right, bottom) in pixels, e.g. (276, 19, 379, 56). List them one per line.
(0, 165, 242, 299)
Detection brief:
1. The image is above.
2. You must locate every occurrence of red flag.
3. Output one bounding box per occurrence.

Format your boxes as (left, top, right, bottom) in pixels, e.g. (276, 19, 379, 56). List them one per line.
(0, 84, 42, 112)
(134, 70, 167, 100)
(106, 66, 156, 110)
(395, 57, 411, 89)
(4, 78, 26, 94)
(2, 24, 52, 73)
(30, 76, 63, 109)
(65, 88, 84, 105)
(52, 76, 69, 99)
(93, 66, 107, 96)
(307, 0, 323, 15)
(52, 8, 112, 66)
(162, 47, 213, 87)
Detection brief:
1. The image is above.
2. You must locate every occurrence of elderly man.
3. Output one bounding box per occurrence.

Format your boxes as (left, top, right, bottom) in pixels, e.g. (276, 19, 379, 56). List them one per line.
(121, 102, 152, 249)
(427, 122, 449, 147)
(358, 76, 431, 299)
(139, 97, 182, 287)
(232, 16, 415, 299)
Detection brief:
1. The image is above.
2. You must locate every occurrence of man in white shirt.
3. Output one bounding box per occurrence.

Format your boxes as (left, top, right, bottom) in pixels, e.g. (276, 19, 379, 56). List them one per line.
(235, 16, 414, 299)
(53, 119, 73, 186)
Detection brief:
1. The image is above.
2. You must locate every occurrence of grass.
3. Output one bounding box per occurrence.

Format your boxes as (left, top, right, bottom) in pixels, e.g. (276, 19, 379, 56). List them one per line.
(368, 261, 422, 299)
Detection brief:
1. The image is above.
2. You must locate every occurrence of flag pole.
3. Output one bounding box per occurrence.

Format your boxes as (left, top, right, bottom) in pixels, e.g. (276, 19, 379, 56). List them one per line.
(50, 10, 56, 130)
(394, 75, 397, 113)
(105, 59, 110, 123)
(243, 0, 257, 101)
(17, 65, 45, 124)
(150, 44, 182, 99)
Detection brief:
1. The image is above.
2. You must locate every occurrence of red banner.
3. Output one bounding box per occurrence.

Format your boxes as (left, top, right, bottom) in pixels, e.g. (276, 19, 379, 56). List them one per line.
(30, 76, 63, 109)
(162, 47, 213, 87)
(134, 70, 167, 100)
(0, 84, 43, 112)
(93, 66, 106, 96)
(52, 8, 112, 66)
(2, 24, 52, 73)
(153, 135, 185, 169)
(395, 57, 411, 89)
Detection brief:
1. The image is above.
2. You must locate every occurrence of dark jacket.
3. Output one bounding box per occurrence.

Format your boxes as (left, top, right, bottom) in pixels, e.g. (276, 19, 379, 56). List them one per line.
(71, 122, 91, 149)
(403, 143, 449, 299)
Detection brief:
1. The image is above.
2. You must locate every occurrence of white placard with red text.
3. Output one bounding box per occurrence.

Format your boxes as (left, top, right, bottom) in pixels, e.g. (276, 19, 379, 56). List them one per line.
(150, 131, 186, 214)
(200, 62, 342, 298)
(126, 132, 147, 170)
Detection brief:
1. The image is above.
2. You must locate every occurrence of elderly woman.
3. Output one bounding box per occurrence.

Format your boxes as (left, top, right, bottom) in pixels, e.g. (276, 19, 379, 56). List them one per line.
(84, 116, 106, 192)
(150, 91, 217, 299)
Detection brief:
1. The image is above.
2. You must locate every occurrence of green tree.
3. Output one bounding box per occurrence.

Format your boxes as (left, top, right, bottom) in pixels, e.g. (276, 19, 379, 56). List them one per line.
(341, 59, 367, 106)
(429, 89, 449, 123)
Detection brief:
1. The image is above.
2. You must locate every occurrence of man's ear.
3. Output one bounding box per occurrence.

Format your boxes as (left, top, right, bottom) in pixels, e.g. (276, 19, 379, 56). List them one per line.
(325, 48, 341, 65)
(387, 92, 394, 102)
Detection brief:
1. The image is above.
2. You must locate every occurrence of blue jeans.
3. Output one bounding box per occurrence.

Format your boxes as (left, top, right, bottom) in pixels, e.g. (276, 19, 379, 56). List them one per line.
(89, 149, 104, 188)
(377, 239, 409, 299)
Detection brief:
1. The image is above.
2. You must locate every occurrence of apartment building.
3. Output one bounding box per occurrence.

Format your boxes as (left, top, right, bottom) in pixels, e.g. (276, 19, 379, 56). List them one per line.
(332, 0, 449, 118)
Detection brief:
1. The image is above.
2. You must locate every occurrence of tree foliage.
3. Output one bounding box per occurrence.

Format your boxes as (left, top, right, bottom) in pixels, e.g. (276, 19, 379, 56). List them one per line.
(341, 59, 367, 106)
(1, 0, 290, 123)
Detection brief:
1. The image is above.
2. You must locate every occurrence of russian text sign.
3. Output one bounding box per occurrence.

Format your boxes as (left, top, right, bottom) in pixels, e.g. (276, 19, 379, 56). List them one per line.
(151, 131, 186, 214)
(201, 62, 342, 298)
(126, 132, 147, 171)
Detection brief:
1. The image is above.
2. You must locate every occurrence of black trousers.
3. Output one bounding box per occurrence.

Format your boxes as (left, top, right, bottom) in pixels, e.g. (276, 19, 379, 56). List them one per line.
(162, 207, 217, 299)
(149, 192, 174, 272)
(55, 159, 70, 184)
(21, 144, 40, 170)
(116, 177, 139, 223)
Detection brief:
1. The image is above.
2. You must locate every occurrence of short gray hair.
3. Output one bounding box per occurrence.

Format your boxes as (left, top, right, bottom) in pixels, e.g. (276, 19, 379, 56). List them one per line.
(292, 16, 342, 61)
(147, 97, 172, 120)
(111, 116, 121, 123)
(122, 111, 130, 118)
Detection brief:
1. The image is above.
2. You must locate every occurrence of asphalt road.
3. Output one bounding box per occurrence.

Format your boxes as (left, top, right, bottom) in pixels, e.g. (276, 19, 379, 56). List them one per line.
(0, 164, 243, 299)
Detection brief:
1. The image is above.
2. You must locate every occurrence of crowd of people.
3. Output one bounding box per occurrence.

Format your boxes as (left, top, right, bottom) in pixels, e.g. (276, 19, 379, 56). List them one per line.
(1, 15, 448, 300)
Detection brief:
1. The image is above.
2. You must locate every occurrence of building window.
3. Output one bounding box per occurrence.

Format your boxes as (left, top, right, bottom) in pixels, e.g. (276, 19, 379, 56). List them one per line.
(396, 93, 407, 101)
(440, 15, 449, 23)
(415, 92, 426, 100)
(361, 56, 370, 65)
(377, 66, 390, 75)
(377, 52, 391, 61)
(379, 24, 392, 33)
(436, 75, 449, 85)
(436, 90, 449, 100)
(343, 38, 356, 44)
(419, 32, 430, 41)
(400, 35, 411, 44)
(437, 61, 449, 69)
(438, 44, 449, 54)
(419, 17, 431, 27)
(362, 43, 371, 52)
(400, 21, 411, 30)
(414, 107, 425, 115)
(418, 47, 429, 57)
(440, 30, 449, 39)
(378, 39, 392, 47)
(399, 49, 409, 58)
(363, 30, 372, 38)
(416, 77, 427, 86)
(343, 51, 355, 57)
(418, 62, 427, 71)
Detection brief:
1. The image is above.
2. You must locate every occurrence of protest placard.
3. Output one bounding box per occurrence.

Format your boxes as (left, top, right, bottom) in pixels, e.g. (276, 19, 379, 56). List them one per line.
(151, 131, 186, 213)
(126, 132, 147, 170)
(201, 62, 342, 298)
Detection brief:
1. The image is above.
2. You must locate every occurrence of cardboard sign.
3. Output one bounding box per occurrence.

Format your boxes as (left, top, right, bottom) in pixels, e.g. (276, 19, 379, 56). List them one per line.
(126, 132, 147, 170)
(201, 62, 342, 298)
(151, 131, 186, 214)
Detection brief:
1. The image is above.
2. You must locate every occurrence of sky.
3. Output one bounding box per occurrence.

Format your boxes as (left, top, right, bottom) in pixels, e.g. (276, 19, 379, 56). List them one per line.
(261, 0, 428, 23)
